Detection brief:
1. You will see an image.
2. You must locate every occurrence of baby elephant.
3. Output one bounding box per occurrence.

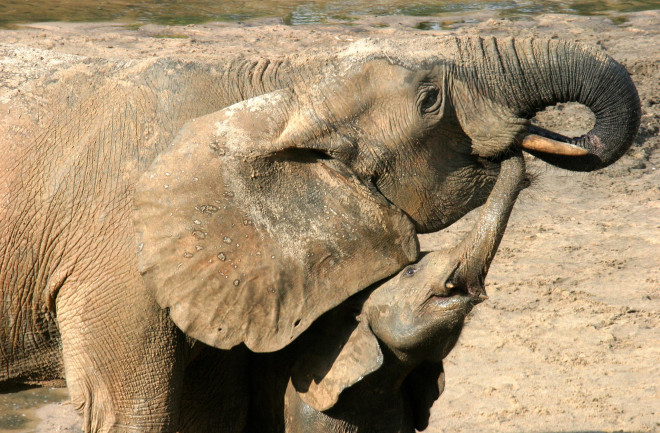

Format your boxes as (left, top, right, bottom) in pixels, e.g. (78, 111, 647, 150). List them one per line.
(248, 155, 524, 433)
(251, 248, 484, 433)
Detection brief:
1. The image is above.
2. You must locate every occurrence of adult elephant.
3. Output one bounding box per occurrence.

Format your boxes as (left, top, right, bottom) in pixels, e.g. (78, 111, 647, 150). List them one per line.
(0, 36, 639, 432)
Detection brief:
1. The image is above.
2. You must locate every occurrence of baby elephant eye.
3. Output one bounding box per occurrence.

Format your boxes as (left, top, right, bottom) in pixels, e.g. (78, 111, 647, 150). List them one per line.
(404, 266, 418, 277)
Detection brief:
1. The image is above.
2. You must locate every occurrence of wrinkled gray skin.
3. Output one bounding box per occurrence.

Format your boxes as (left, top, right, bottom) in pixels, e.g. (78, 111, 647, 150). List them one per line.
(0, 37, 639, 432)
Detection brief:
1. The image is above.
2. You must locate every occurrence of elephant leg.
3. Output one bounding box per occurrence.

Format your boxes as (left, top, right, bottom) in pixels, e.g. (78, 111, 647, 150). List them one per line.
(178, 344, 249, 433)
(56, 273, 186, 433)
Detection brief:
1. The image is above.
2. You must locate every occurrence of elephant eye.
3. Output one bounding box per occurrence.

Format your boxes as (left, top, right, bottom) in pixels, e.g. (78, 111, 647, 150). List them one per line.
(404, 266, 418, 277)
(419, 85, 441, 114)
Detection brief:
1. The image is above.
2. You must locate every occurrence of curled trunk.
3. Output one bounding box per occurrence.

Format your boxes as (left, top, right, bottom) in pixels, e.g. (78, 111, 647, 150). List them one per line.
(461, 37, 641, 171)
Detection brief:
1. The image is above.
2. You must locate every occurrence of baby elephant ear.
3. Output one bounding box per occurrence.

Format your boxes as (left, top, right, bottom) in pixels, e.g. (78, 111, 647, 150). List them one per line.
(291, 319, 383, 411)
(134, 90, 418, 353)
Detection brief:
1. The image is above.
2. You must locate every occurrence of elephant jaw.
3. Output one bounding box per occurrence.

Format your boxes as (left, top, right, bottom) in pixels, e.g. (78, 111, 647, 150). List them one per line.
(425, 288, 483, 325)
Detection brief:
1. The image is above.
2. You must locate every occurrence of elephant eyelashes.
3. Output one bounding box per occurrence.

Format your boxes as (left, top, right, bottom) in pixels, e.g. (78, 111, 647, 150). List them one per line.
(419, 85, 441, 114)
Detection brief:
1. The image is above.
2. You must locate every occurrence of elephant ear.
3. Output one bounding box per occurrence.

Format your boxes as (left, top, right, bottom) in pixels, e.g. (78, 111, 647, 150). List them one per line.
(290, 317, 383, 411)
(134, 90, 418, 353)
(402, 361, 445, 431)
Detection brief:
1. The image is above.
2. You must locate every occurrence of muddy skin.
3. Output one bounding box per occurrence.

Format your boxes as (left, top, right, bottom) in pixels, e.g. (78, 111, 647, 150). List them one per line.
(0, 11, 657, 430)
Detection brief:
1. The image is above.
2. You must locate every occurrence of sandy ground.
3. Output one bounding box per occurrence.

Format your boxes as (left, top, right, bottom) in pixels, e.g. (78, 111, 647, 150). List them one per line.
(0, 10, 658, 433)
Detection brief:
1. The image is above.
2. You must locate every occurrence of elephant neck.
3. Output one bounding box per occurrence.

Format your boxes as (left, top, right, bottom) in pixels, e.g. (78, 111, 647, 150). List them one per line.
(351, 345, 416, 395)
(326, 382, 412, 433)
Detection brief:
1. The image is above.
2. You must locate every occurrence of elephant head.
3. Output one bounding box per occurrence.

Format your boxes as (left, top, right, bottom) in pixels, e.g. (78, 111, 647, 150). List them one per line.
(289, 154, 525, 431)
(133, 37, 639, 353)
(267, 37, 640, 233)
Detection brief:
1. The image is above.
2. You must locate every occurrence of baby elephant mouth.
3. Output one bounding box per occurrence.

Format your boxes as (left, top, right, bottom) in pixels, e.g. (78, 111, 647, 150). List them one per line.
(428, 292, 485, 317)
(428, 293, 478, 316)
(428, 264, 488, 312)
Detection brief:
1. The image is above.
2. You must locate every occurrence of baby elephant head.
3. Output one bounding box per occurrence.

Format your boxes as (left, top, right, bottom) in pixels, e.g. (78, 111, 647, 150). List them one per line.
(291, 154, 526, 428)
(287, 248, 478, 432)
(363, 249, 483, 364)
(290, 248, 480, 420)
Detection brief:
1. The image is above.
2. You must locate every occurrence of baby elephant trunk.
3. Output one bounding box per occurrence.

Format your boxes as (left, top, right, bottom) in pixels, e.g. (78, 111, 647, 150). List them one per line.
(449, 152, 526, 300)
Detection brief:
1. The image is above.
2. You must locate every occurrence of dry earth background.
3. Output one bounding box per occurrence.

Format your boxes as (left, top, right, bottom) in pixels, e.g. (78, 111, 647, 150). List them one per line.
(0, 9, 658, 433)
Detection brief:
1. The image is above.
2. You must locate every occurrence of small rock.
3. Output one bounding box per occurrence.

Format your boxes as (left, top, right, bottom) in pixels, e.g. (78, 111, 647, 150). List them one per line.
(630, 161, 647, 170)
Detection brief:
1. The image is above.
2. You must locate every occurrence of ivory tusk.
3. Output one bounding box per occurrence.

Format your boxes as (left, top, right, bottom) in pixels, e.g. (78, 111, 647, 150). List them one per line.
(520, 134, 589, 156)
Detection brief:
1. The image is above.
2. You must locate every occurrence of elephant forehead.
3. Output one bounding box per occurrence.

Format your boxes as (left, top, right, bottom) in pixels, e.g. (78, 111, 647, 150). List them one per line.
(336, 37, 460, 67)
(134, 138, 418, 352)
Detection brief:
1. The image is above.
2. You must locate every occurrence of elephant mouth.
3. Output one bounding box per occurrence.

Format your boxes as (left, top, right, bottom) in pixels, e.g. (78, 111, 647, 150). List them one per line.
(430, 292, 473, 308)
(426, 261, 488, 310)
(424, 293, 477, 336)
(426, 275, 484, 315)
(428, 289, 484, 314)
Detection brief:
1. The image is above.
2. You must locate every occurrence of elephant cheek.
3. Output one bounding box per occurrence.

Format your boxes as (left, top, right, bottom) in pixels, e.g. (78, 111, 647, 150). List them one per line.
(414, 173, 497, 233)
(367, 304, 409, 350)
(377, 145, 498, 233)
